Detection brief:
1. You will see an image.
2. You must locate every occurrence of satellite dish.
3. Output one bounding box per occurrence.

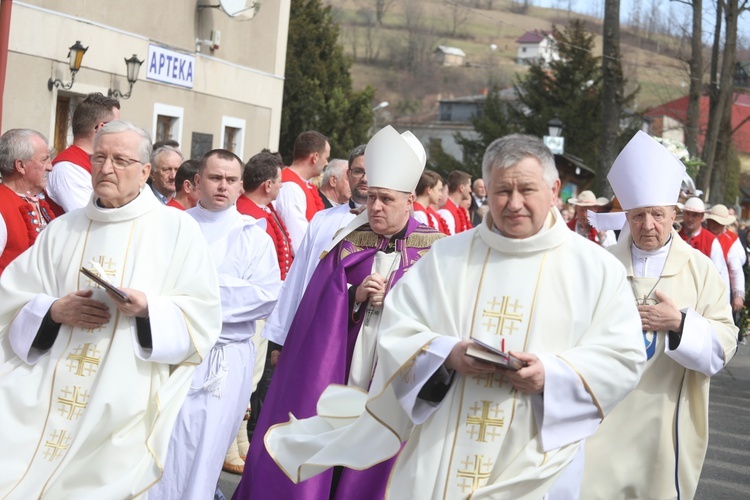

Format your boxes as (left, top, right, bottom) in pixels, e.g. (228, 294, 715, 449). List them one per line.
(218, 0, 260, 20)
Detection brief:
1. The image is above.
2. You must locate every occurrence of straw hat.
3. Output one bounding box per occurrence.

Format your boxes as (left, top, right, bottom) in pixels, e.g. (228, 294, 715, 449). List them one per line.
(680, 197, 705, 214)
(705, 204, 736, 226)
(568, 190, 610, 207)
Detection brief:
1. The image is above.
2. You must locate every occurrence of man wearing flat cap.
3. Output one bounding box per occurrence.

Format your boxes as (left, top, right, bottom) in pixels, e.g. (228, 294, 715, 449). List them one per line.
(567, 190, 616, 246)
(582, 131, 738, 499)
(234, 125, 444, 499)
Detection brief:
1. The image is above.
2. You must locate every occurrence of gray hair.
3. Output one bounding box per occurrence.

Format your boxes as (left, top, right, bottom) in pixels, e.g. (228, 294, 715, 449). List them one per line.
(322, 159, 348, 185)
(348, 144, 366, 169)
(482, 134, 558, 188)
(93, 120, 152, 164)
(150, 145, 184, 169)
(0, 129, 48, 176)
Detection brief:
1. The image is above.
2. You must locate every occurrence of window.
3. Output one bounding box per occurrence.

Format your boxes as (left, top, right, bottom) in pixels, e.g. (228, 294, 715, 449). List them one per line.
(153, 103, 184, 146)
(220, 116, 246, 159)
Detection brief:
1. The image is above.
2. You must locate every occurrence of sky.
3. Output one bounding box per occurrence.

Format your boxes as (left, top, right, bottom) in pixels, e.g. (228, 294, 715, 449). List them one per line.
(533, 0, 750, 49)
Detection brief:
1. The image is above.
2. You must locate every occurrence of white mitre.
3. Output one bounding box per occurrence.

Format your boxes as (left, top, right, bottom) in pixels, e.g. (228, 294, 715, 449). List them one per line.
(607, 130, 685, 210)
(365, 125, 426, 193)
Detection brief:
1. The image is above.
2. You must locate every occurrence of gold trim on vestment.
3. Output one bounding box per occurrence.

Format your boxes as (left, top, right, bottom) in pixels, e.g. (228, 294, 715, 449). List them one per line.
(131, 392, 165, 498)
(556, 355, 605, 419)
(441, 245, 492, 498)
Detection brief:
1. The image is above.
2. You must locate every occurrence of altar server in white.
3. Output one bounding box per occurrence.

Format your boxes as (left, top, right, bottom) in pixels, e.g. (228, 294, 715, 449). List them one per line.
(0, 121, 221, 498)
(264, 134, 646, 498)
(582, 131, 738, 499)
(151, 149, 281, 499)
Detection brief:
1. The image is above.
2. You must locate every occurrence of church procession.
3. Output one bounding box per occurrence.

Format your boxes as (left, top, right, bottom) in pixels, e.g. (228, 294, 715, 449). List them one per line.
(0, 2, 749, 500)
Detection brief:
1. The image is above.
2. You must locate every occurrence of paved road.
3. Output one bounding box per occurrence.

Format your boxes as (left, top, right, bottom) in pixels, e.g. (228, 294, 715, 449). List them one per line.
(696, 342, 750, 499)
(218, 344, 750, 499)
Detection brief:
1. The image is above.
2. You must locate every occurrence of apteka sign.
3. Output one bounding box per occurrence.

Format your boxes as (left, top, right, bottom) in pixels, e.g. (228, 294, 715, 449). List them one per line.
(146, 44, 195, 89)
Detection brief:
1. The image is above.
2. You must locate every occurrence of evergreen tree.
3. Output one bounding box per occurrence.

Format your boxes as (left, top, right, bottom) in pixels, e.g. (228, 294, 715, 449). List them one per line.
(455, 87, 517, 178)
(280, 0, 375, 162)
(511, 20, 603, 172)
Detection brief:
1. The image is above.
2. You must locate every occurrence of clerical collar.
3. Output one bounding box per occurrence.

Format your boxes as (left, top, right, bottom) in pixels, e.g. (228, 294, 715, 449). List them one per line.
(86, 186, 160, 223)
(631, 235, 672, 278)
(479, 208, 568, 255)
(381, 223, 409, 253)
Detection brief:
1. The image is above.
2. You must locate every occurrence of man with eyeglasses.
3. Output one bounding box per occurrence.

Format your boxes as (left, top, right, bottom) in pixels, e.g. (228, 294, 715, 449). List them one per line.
(235, 126, 445, 499)
(582, 131, 737, 499)
(0, 120, 221, 498)
(47, 92, 120, 215)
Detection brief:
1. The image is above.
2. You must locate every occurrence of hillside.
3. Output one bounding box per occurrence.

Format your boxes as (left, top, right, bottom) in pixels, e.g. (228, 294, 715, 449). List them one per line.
(327, 0, 695, 121)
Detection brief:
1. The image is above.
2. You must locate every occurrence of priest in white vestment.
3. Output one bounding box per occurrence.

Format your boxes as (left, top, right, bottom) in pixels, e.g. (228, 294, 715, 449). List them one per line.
(582, 131, 738, 499)
(0, 121, 221, 498)
(150, 150, 281, 499)
(264, 134, 646, 499)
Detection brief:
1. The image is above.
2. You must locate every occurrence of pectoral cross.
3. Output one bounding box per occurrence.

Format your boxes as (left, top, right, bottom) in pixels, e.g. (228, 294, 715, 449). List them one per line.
(364, 305, 380, 327)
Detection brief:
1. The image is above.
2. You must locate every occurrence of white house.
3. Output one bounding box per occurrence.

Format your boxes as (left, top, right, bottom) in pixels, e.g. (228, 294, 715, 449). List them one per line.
(515, 31, 559, 66)
(434, 46, 466, 67)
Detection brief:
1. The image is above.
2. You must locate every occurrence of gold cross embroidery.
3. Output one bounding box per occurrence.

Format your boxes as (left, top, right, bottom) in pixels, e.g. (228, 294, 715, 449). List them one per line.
(466, 400, 505, 442)
(482, 296, 523, 336)
(85, 256, 117, 288)
(57, 386, 90, 420)
(43, 430, 72, 462)
(456, 454, 493, 493)
(472, 371, 505, 389)
(66, 343, 101, 377)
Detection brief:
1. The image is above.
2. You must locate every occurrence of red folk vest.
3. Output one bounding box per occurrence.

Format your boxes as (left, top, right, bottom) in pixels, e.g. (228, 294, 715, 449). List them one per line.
(48, 145, 92, 216)
(0, 184, 55, 275)
(444, 198, 472, 234)
(567, 218, 599, 244)
(680, 228, 716, 258)
(236, 196, 294, 280)
(715, 230, 739, 260)
(166, 199, 185, 210)
(281, 167, 324, 221)
(427, 206, 451, 235)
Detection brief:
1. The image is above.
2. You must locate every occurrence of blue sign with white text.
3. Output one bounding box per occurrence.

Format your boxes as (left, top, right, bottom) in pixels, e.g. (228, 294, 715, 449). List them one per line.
(146, 44, 195, 89)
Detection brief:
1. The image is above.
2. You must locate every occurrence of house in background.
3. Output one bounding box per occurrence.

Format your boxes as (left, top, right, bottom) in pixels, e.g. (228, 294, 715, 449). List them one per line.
(515, 30, 558, 66)
(735, 62, 750, 89)
(434, 46, 466, 67)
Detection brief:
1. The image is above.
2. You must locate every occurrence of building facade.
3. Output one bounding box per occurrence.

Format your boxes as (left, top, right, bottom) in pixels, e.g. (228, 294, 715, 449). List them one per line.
(2, 0, 290, 160)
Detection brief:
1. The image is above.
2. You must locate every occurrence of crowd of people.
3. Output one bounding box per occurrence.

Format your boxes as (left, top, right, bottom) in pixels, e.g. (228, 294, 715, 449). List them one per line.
(0, 92, 742, 499)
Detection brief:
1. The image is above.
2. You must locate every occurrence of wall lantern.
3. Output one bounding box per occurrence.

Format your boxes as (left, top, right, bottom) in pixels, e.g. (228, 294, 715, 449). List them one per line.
(108, 54, 144, 100)
(47, 40, 88, 91)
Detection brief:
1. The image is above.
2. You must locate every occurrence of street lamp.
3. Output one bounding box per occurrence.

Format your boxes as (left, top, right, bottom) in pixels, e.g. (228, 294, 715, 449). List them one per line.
(544, 116, 565, 154)
(47, 41, 88, 91)
(108, 54, 145, 100)
(372, 101, 389, 112)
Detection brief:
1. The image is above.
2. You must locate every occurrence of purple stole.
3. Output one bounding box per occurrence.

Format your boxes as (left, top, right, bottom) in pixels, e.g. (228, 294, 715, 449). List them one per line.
(234, 218, 443, 499)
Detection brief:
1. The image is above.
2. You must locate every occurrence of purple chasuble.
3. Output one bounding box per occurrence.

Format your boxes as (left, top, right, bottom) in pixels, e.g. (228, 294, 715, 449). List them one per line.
(233, 218, 443, 500)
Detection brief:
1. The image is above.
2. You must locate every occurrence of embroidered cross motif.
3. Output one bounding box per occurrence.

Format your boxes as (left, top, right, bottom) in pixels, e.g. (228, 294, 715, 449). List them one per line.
(466, 400, 505, 442)
(43, 430, 72, 462)
(84, 256, 117, 288)
(65, 343, 101, 377)
(57, 386, 90, 420)
(457, 454, 493, 493)
(482, 296, 523, 336)
(472, 371, 505, 388)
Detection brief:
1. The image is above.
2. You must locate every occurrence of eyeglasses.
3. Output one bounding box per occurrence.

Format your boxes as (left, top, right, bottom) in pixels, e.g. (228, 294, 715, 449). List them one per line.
(91, 153, 143, 169)
(349, 168, 366, 179)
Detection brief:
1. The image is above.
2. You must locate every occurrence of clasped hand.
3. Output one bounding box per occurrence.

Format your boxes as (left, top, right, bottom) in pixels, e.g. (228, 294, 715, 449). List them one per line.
(355, 273, 386, 307)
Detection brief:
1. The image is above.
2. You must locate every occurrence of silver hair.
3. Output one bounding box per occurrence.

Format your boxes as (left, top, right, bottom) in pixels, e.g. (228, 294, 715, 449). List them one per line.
(322, 159, 348, 185)
(150, 145, 184, 168)
(0, 129, 48, 177)
(93, 120, 152, 164)
(481, 134, 559, 188)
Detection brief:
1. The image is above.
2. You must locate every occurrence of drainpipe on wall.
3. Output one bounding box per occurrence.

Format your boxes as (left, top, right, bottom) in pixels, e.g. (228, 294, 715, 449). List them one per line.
(0, 0, 13, 132)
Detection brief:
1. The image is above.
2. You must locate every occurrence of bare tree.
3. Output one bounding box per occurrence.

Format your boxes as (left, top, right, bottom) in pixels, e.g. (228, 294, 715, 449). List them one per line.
(598, 0, 623, 197)
(702, 0, 749, 201)
(374, 0, 396, 25)
(446, 1, 471, 36)
(671, 0, 702, 157)
(358, 8, 381, 63)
